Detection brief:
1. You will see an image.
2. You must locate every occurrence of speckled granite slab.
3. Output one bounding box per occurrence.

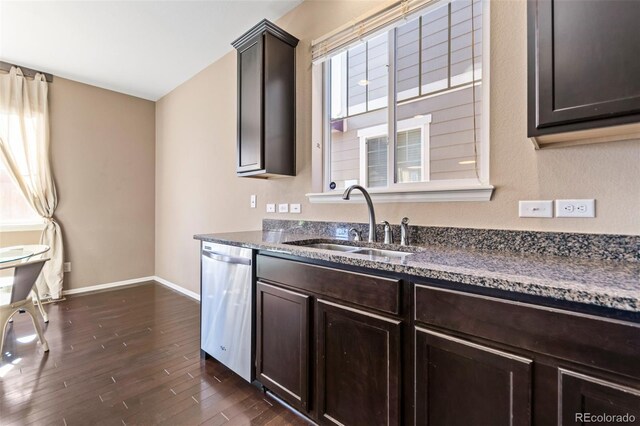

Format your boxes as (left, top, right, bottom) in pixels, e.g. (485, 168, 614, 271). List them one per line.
(263, 219, 640, 262)
(194, 229, 640, 313)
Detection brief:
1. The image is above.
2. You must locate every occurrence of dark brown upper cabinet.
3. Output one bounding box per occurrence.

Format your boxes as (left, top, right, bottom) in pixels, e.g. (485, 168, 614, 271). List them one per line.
(232, 20, 298, 177)
(528, 0, 640, 148)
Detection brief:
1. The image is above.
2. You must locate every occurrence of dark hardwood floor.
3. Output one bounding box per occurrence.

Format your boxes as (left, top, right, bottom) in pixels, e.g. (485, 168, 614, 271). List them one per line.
(0, 282, 312, 426)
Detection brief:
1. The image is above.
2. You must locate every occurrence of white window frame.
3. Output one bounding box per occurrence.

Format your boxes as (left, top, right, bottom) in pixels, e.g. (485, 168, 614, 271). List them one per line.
(308, 0, 493, 203)
(0, 222, 45, 232)
(357, 115, 432, 188)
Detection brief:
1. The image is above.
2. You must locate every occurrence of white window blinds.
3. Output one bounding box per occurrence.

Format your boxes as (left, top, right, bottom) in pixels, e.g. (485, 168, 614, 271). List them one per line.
(311, 0, 449, 63)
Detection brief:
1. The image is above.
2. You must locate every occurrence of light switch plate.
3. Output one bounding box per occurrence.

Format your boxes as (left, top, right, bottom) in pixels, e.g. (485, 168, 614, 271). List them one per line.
(278, 203, 289, 213)
(250, 194, 256, 208)
(266, 203, 276, 213)
(556, 199, 595, 218)
(290, 203, 301, 213)
(519, 200, 553, 218)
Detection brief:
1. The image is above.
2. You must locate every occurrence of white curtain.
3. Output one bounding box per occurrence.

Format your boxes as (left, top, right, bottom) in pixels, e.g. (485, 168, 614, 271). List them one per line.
(0, 67, 64, 298)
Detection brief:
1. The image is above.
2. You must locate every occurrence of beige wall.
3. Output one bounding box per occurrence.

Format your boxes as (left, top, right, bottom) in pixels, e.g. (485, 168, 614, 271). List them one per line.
(156, 0, 640, 294)
(0, 230, 41, 246)
(51, 77, 156, 290)
(0, 77, 156, 291)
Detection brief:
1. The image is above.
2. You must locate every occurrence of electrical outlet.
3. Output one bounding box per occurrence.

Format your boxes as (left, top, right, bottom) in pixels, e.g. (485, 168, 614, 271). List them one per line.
(519, 200, 553, 218)
(555, 199, 595, 218)
(278, 203, 289, 213)
(290, 203, 301, 214)
(266, 203, 276, 213)
(63, 262, 71, 273)
(250, 194, 256, 208)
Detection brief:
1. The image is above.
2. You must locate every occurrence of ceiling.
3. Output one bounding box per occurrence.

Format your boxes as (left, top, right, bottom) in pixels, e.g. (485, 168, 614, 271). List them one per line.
(0, 0, 302, 101)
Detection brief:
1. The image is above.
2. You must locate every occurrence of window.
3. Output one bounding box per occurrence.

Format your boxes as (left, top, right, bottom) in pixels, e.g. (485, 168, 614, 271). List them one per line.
(356, 115, 432, 188)
(312, 0, 492, 202)
(364, 135, 388, 188)
(0, 161, 41, 229)
(0, 113, 43, 230)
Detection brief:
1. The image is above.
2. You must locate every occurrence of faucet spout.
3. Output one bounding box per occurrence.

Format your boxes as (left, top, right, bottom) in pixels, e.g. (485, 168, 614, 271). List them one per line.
(342, 185, 377, 243)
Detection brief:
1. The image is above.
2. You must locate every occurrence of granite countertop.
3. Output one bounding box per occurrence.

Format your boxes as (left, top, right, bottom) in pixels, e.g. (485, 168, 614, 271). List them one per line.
(194, 230, 640, 314)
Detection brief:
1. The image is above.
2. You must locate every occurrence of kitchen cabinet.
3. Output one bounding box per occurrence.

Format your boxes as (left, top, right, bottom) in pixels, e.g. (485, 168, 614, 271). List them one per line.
(256, 281, 311, 412)
(232, 20, 298, 177)
(527, 0, 640, 148)
(558, 369, 640, 424)
(414, 283, 640, 426)
(254, 252, 640, 425)
(414, 326, 532, 426)
(256, 254, 406, 424)
(316, 299, 401, 426)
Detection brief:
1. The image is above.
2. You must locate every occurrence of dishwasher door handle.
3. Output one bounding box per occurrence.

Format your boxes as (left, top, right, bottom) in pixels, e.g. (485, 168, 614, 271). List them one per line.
(202, 250, 252, 266)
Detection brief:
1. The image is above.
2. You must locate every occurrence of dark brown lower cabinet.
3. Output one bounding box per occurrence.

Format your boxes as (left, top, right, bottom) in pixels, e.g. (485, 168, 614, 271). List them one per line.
(256, 281, 311, 412)
(316, 299, 402, 426)
(253, 255, 640, 426)
(559, 369, 640, 425)
(415, 326, 533, 426)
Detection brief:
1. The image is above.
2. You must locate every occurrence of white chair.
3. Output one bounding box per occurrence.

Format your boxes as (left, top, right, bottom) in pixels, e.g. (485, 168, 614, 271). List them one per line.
(31, 287, 49, 323)
(0, 258, 50, 354)
(4, 287, 48, 325)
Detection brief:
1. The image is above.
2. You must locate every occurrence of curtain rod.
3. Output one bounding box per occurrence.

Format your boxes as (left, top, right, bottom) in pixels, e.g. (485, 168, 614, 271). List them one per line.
(0, 61, 54, 82)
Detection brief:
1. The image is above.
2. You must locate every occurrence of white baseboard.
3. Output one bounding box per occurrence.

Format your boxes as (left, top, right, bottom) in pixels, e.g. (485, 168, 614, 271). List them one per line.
(153, 276, 200, 301)
(60, 275, 200, 302)
(62, 276, 155, 296)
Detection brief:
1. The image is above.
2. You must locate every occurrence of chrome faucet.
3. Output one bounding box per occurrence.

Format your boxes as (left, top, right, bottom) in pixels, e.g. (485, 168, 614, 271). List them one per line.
(342, 185, 377, 243)
(381, 221, 393, 244)
(400, 217, 411, 246)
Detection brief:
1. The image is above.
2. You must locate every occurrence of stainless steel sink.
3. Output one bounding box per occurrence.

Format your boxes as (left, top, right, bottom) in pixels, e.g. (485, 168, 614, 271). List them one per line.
(288, 241, 412, 259)
(302, 243, 359, 252)
(351, 248, 410, 259)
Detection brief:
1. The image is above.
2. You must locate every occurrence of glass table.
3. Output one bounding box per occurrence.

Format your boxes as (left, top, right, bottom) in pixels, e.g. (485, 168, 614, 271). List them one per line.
(0, 245, 50, 266)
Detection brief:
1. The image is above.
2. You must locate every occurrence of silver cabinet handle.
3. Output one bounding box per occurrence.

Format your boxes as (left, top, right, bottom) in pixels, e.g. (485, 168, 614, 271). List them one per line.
(203, 250, 251, 265)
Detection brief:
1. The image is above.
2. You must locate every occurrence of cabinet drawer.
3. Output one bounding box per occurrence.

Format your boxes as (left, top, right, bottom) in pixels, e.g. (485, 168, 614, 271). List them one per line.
(257, 255, 401, 315)
(414, 285, 640, 379)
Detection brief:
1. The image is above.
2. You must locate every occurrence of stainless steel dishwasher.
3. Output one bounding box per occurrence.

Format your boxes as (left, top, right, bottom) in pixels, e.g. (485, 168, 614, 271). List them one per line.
(200, 242, 253, 382)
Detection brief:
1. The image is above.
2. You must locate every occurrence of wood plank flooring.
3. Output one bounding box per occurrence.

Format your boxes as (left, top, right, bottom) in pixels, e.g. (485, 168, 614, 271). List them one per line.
(0, 282, 313, 426)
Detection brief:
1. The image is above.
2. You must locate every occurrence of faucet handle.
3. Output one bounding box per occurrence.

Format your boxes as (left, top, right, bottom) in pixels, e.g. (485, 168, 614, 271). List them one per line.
(400, 217, 410, 246)
(381, 221, 393, 244)
(349, 228, 362, 242)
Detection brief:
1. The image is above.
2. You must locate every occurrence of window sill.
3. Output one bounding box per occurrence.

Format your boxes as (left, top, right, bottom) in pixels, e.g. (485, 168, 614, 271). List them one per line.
(0, 222, 45, 232)
(306, 184, 495, 203)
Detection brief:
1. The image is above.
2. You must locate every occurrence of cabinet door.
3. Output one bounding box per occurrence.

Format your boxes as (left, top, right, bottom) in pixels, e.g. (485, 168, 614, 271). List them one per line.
(256, 281, 310, 411)
(558, 369, 640, 425)
(263, 31, 296, 176)
(237, 35, 263, 173)
(415, 326, 532, 426)
(529, 0, 640, 135)
(316, 299, 401, 426)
